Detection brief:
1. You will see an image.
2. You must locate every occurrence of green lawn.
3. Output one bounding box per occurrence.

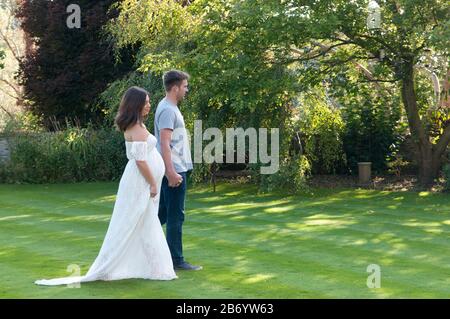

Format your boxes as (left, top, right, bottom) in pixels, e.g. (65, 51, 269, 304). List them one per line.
(0, 182, 449, 298)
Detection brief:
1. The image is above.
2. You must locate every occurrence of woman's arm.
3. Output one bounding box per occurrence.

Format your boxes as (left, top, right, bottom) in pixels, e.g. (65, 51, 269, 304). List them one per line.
(132, 127, 158, 197)
(136, 160, 158, 197)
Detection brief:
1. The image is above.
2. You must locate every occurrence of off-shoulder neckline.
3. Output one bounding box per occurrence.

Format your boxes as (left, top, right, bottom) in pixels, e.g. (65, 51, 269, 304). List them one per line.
(124, 134, 152, 143)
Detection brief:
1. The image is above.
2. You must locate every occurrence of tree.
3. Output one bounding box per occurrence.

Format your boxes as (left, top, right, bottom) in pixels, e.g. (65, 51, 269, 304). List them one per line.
(15, 0, 136, 129)
(234, 0, 449, 185)
(109, 0, 449, 185)
(108, 0, 297, 131)
(0, 49, 11, 119)
(277, 0, 449, 185)
(0, 0, 25, 120)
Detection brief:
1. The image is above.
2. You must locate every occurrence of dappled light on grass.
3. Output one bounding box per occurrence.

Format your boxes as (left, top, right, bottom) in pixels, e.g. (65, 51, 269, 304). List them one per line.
(94, 195, 117, 203)
(0, 214, 31, 221)
(419, 191, 431, 197)
(1, 182, 450, 298)
(242, 273, 276, 284)
(51, 215, 111, 223)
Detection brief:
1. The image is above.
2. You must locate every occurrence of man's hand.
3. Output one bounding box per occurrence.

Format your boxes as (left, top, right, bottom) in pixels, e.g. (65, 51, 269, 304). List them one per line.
(167, 171, 183, 187)
(160, 128, 183, 187)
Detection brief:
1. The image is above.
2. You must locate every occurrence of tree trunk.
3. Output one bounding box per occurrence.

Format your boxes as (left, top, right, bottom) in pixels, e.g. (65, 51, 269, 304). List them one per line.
(418, 144, 435, 186)
(400, 62, 437, 186)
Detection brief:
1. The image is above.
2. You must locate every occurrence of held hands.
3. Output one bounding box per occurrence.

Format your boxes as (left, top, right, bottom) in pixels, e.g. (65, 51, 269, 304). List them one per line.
(149, 171, 183, 199)
(167, 171, 183, 188)
(150, 182, 158, 198)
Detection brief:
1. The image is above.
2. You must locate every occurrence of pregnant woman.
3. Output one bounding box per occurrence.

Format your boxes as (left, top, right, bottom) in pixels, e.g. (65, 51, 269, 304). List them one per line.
(35, 86, 177, 285)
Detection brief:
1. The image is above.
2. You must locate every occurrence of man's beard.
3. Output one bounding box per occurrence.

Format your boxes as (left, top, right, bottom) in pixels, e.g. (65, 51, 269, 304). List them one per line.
(177, 95, 185, 104)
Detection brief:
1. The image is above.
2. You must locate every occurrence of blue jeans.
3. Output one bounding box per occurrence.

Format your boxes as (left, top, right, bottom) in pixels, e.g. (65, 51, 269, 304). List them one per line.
(158, 171, 187, 266)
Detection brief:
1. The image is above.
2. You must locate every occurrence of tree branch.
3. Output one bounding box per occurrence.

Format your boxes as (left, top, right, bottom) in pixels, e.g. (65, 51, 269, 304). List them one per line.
(321, 54, 375, 65)
(0, 28, 21, 63)
(0, 86, 19, 100)
(0, 104, 14, 119)
(359, 78, 401, 83)
(289, 42, 351, 62)
(0, 78, 21, 97)
(353, 33, 398, 55)
(292, 40, 395, 95)
(433, 124, 450, 160)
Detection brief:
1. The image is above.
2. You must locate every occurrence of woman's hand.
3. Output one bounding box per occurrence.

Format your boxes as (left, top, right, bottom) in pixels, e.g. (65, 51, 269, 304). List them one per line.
(150, 183, 158, 198)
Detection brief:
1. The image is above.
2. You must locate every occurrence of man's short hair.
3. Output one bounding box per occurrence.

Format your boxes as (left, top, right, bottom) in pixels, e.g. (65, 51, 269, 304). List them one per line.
(163, 70, 190, 92)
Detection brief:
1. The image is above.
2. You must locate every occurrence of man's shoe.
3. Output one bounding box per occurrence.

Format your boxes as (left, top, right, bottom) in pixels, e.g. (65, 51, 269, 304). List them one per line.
(174, 261, 203, 271)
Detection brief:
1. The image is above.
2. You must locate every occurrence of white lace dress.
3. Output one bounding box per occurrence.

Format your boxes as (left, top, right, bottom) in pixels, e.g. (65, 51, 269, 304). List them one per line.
(35, 134, 177, 285)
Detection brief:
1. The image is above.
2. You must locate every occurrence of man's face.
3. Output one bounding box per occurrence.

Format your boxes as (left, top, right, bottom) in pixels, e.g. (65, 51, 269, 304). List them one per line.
(176, 79, 189, 102)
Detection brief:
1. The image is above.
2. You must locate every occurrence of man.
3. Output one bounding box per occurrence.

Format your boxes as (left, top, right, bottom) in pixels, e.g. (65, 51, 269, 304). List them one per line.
(155, 70, 202, 271)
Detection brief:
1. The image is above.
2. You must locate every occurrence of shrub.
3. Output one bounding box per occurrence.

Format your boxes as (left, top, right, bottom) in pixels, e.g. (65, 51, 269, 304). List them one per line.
(257, 154, 311, 194)
(342, 99, 402, 174)
(295, 92, 346, 174)
(443, 153, 450, 192)
(0, 128, 127, 184)
(0, 111, 45, 137)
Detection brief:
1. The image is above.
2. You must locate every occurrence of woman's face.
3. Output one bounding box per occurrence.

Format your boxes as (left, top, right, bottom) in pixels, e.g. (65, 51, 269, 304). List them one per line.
(142, 95, 150, 116)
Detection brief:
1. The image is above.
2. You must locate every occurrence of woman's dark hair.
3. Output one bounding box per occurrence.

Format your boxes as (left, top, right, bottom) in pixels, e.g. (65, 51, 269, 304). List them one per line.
(114, 86, 149, 132)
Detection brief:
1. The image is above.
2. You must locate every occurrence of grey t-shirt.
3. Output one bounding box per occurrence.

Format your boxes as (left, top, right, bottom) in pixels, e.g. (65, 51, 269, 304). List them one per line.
(154, 97, 193, 173)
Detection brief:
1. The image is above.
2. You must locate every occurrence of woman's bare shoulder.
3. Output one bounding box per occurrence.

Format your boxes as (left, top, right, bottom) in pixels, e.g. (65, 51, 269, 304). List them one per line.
(124, 123, 149, 142)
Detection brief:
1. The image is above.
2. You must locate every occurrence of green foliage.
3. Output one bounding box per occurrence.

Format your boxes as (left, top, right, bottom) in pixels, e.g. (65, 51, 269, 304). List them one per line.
(325, 65, 404, 174)
(108, 0, 296, 131)
(295, 89, 346, 174)
(344, 115, 399, 173)
(386, 150, 410, 177)
(189, 163, 213, 185)
(108, 0, 195, 66)
(97, 72, 165, 129)
(0, 49, 5, 69)
(257, 154, 311, 194)
(444, 154, 450, 192)
(16, 0, 136, 129)
(0, 128, 127, 183)
(107, 0, 449, 182)
(443, 164, 450, 191)
(108, 0, 299, 189)
(341, 94, 403, 174)
(0, 111, 45, 136)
